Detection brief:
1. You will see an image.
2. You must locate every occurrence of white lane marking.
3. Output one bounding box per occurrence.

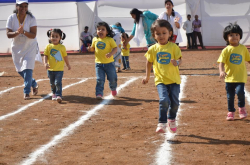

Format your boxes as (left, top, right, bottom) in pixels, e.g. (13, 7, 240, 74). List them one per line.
(19, 77, 138, 165)
(0, 79, 88, 121)
(245, 89, 250, 106)
(155, 75, 187, 165)
(0, 79, 47, 95)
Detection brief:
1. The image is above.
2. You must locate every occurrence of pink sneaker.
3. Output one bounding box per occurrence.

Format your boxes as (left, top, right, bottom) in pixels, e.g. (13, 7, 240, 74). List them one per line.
(156, 123, 166, 133)
(96, 94, 103, 100)
(239, 107, 247, 119)
(167, 119, 177, 133)
(111, 90, 117, 96)
(56, 96, 62, 103)
(52, 94, 57, 101)
(226, 112, 235, 121)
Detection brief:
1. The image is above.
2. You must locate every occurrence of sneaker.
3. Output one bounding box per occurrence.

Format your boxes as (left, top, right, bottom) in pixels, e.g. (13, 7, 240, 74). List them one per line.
(24, 94, 30, 100)
(156, 123, 167, 133)
(116, 68, 122, 72)
(52, 94, 57, 101)
(125, 68, 131, 71)
(167, 119, 177, 133)
(122, 68, 126, 70)
(239, 107, 247, 119)
(111, 90, 117, 96)
(226, 112, 235, 121)
(32, 86, 38, 96)
(96, 94, 103, 100)
(57, 96, 62, 103)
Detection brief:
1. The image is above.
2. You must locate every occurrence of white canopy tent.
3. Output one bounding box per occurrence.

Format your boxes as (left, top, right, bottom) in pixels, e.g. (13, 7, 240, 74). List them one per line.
(0, 0, 249, 53)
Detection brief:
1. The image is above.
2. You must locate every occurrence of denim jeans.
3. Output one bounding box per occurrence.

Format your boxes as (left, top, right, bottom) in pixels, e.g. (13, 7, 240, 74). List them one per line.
(47, 71, 64, 97)
(95, 63, 117, 96)
(186, 32, 194, 48)
(226, 83, 245, 112)
(156, 83, 180, 123)
(122, 56, 130, 69)
(18, 69, 37, 94)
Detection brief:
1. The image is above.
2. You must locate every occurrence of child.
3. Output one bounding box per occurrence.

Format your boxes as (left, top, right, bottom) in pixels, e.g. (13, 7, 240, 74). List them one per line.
(121, 33, 131, 70)
(87, 22, 118, 99)
(111, 25, 122, 72)
(142, 19, 182, 133)
(217, 23, 250, 120)
(43, 29, 71, 103)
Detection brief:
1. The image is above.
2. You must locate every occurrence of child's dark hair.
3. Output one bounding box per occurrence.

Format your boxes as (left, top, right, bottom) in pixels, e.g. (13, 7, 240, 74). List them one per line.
(151, 19, 173, 41)
(130, 8, 143, 24)
(115, 22, 122, 27)
(122, 33, 129, 39)
(223, 22, 242, 45)
(94, 22, 115, 38)
(47, 29, 66, 44)
(164, 0, 175, 17)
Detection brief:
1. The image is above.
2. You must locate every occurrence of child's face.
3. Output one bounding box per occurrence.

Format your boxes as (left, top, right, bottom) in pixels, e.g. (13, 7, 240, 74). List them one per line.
(153, 26, 172, 45)
(97, 26, 107, 39)
(50, 32, 61, 45)
(121, 36, 125, 42)
(227, 33, 240, 46)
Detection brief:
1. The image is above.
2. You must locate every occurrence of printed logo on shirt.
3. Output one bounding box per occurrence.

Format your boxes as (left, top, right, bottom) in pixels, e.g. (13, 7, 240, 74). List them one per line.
(97, 41, 106, 50)
(230, 53, 242, 65)
(157, 52, 171, 64)
(50, 49, 63, 61)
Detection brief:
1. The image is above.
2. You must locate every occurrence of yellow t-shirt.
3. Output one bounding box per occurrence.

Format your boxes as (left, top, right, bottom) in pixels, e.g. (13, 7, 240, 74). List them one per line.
(217, 44, 250, 83)
(91, 37, 117, 64)
(44, 44, 67, 71)
(121, 43, 130, 56)
(145, 42, 182, 86)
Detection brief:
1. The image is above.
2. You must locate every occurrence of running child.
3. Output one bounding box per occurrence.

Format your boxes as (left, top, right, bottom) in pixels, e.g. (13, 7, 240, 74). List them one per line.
(121, 33, 131, 70)
(87, 22, 118, 99)
(43, 29, 71, 103)
(217, 22, 250, 120)
(142, 19, 182, 133)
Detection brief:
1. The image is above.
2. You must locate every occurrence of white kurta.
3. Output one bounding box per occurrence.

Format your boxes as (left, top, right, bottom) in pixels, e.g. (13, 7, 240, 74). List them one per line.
(158, 11, 183, 44)
(6, 13, 39, 72)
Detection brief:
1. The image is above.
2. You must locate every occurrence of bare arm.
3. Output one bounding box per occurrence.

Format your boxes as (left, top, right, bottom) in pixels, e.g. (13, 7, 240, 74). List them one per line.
(219, 62, 227, 79)
(6, 28, 19, 38)
(171, 58, 182, 66)
(23, 26, 37, 39)
(63, 56, 71, 70)
(142, 60, 153, 84)
(124, 35, 134, 47)
(43, 55, 50, 70)
(106, 47, 117, 58)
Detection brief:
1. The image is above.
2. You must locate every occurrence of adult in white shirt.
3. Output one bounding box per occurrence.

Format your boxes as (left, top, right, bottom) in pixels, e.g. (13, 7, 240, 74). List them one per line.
(158, 0, 183, 45)
(183, 14, 194, 49)
(6, 0, 39, 100)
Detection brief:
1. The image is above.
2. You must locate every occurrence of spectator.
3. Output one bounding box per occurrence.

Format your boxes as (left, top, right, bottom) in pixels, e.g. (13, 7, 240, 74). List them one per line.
(193, 15, 205, 49)
(183, 14, 194, 49)
(80, 26, 92, 52)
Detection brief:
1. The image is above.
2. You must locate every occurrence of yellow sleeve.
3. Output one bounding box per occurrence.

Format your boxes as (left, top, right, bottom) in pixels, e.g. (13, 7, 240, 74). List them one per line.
(61, 45, 67, 57)
(173, 45, 182, 60)
(245, 47, 250, 62)
(91, 37, 97, 48)
(44, 45, 50, 56)
(217, 48, 228, 63)
(110, 38, 117, 48)
(144, 46, 154, 63)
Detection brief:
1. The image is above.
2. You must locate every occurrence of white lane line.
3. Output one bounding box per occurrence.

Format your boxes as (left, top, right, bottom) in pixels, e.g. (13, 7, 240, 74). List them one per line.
(19, 77, 138, 165)
(245, 89, 250, 106)
(0, 79, 88, 121)
(155, 75, 187, 165)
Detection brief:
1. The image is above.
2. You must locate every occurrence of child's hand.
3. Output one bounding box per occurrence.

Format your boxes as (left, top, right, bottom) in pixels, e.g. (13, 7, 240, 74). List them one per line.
(142, 78, 149, 84)
(87, 46, 93, 52)
(174, 16, 180, 23)
(106, 53, 112, 58)
(171, 59, 179, 66)
(67, 64, 71, 70)
(44, 63, 50, 69)
(220, 71, 227, 79)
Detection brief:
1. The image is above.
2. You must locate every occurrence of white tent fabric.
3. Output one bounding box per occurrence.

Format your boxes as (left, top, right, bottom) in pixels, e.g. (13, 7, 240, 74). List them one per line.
(0, 0, 249, 53)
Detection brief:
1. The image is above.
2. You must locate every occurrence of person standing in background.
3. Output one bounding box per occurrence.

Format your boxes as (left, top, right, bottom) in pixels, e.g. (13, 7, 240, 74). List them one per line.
(193, 15, 205, 49)
(183, 14, 194, 49)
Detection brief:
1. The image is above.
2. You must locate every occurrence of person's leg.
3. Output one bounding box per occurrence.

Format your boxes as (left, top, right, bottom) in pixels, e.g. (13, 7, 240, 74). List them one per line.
(186, 33, 191, 49)
(226, 83, 236, 112)
(191, 32, 195, 48)
(197, 32, 204, 48)
(236, 83, 245, 108)
(193, 31, 198, 48)
(47, 70, 56, 94)
(105, 62, 117, 92)
(54, 71, 64, 97)
(122, 56, 126, 70)
(156, 83, 170, 123)
(168, 83, 180, 120)
(18, 69, 33, 94)
(95, 63, 106, 96)
(125, 56, 130, 69)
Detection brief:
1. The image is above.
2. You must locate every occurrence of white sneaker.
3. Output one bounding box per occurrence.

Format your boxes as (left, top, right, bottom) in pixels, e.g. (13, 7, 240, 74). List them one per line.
(156, 123, 167, 133)
(57, 96, 62, 103)
(167, 119, 177, 133)
(52, 94, 57, 101)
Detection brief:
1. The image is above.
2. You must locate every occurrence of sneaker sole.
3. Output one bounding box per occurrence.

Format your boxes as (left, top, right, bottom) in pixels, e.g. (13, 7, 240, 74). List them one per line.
(57, 99, 62, 103)
(167, 126, 177, 133)
(96, 96, 103, 100)
(156, 129, 166, 133)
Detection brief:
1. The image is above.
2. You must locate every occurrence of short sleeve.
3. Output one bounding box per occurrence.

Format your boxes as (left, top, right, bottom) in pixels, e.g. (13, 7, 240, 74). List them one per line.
(30, 15, 37, 27)
(110, 38, 117, 48)
(131, 23, 136, 36)
(44, 45, 50, 56)
(144, 46, 154, 63)
(245, 47, 250, 62)
(173, 45, 182, 60)
(6, 14, 13, 30)
(217, 48, 227, 63)
(143, 10, 158, 20)
(91, 37, 97, 48)
(61, 45, 67, 57)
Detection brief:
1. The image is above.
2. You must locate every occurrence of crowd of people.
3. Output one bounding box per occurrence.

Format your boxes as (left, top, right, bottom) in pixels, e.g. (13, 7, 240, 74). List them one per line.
(6, 0, 249, 134)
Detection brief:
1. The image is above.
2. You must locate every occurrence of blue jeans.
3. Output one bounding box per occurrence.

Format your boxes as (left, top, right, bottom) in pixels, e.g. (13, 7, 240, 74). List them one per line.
(156, 83, 180, 123)
(47, 71, 64, 97)
(122, 56, 130, 69)
(18, 69, 37, 94)
(226, 83, 245, 112)
(95, 63, 117, 96)
(186, 32, 194, 48)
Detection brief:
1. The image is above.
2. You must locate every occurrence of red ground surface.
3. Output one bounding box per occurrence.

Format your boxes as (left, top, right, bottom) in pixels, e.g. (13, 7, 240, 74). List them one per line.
(0, 49, 250, 165)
